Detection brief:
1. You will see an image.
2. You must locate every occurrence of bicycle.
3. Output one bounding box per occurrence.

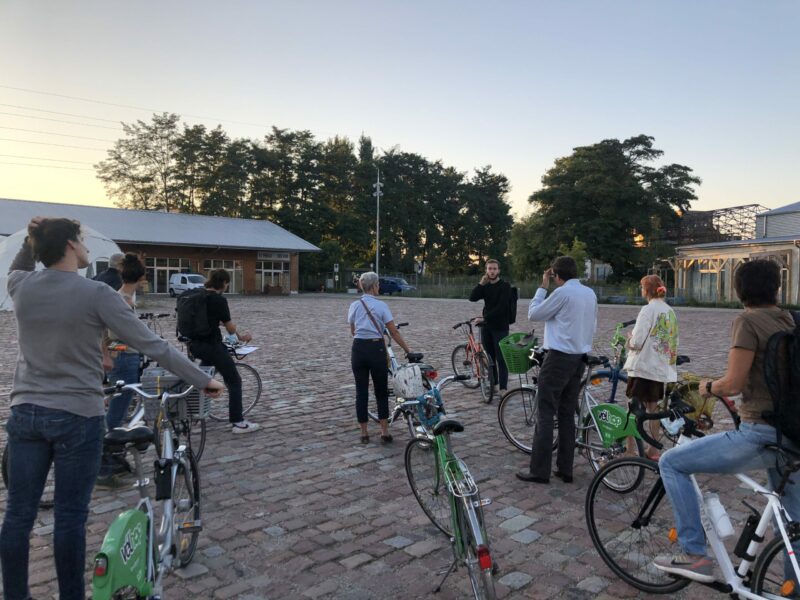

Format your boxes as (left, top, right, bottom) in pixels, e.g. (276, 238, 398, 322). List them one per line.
(451, 320, 495, 404)
(404, 375, 496, 599)
(140, 365, 214, 462)
(138, 312, 172, 338)
(584, 391, 799, 597)
(366, 321, 437, 436)
(178, 335, 262, 423)
(92, 383, 202, 600)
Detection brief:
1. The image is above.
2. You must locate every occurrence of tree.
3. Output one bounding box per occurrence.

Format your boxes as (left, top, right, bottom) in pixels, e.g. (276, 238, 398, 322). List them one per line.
(524, 135, 700, 280)
(96, 113, 181, 211)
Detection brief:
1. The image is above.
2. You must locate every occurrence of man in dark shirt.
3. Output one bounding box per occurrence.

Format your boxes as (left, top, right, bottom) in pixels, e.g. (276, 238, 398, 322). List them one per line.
(469, 259, 512, 394)
(92, 253, 124, 290)
(187, 269, 260, 433)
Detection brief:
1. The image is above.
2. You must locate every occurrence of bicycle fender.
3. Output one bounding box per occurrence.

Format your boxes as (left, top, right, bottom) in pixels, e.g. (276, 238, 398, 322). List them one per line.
(589, 403, 640, 445)
(92, 509, 152, 600)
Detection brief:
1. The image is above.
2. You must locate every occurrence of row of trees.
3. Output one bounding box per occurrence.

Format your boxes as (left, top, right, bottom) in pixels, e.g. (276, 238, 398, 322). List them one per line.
(95, 114, 513, 275)
(96, 116, 701, 282)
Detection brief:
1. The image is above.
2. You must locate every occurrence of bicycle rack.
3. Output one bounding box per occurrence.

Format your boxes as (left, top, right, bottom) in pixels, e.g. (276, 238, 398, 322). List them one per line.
(443, 457, 479, 498)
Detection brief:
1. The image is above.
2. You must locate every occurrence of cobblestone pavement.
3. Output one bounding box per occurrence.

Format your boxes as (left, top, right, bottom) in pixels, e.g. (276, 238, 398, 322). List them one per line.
(0, 294, 757, 599)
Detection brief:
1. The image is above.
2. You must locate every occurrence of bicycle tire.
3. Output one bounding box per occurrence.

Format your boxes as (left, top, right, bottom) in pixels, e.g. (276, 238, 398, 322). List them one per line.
(585, 457, 689, 594)
(404, 438, 452, 536)
(452, 344, 480, 389)
(477, 351, 494, 404)
(497, 386, 542, 454)
(462, 499, 497, 600)
(170, 449, 201, 566)
(581, 414, 644, 492)
(208, 362, 262, 421)
(2, 442, 55, 509)
(750, 527, 800, 596)
(187, 418, 207, 462)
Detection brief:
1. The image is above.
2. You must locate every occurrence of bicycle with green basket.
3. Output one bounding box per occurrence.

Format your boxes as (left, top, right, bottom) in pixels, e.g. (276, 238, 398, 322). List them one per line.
(405, 374, 496, 599)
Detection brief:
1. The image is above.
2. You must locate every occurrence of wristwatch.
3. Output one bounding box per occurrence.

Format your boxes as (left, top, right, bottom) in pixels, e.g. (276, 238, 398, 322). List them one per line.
(706, 380, 713, 395)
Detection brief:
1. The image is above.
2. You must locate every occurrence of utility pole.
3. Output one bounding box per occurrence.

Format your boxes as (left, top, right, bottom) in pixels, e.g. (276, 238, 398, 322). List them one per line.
(373, 168, 382, 276)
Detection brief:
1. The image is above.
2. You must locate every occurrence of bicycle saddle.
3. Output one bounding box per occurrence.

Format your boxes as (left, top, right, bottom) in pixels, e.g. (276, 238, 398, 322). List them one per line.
(104, 425, 154, 449)
(433, 419, 464, 436)
(585, 355, 608, 367)
(406, 352, 424, 363)
(676, 355, 690, 366)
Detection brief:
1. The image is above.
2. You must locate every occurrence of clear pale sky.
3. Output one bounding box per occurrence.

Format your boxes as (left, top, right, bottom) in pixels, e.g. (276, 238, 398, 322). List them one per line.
(0, 0, 797, 218)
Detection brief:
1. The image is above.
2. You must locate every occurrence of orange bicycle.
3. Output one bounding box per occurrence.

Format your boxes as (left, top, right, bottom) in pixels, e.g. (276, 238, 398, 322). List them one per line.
(451, 320, 495, 403)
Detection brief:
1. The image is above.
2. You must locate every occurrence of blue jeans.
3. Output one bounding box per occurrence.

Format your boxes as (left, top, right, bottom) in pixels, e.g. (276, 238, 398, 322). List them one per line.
(660, 423, 800, 567)
(0, 404, 105, 600)
(105, 351, 141, 430)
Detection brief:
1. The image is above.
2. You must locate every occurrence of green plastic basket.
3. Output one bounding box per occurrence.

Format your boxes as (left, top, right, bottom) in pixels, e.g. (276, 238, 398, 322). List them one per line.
(499, 332, 538, 374)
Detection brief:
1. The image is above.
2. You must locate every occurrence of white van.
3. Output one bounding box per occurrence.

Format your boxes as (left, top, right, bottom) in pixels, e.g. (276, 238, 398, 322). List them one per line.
(169, 273, 206, 297)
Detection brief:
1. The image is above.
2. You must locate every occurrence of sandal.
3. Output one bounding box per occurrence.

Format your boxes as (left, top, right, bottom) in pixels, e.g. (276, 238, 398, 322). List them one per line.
(381, 433, 393, 444)
(360, 435, 370, 444)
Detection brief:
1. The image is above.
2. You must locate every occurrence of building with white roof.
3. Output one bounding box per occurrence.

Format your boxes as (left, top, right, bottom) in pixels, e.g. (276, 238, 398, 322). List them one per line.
(0, 198, 319, 294)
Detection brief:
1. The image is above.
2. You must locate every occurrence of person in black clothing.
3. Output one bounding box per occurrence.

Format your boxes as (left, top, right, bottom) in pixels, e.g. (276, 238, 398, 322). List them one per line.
(92, 253, 124, 290)
(187, 269, 260, 434)
(469, 258, 512, 393)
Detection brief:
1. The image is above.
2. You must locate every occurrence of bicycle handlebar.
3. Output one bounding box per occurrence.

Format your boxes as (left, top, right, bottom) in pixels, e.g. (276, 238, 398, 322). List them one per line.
(138, 312, 171, 320)
(122, 382, 196, 401)
(632, 393, 695, 450)
(621, 319, 636, 328)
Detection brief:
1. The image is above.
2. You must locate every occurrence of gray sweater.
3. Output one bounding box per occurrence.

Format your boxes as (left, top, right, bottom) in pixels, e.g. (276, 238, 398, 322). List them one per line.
(7, 242, 212, 417)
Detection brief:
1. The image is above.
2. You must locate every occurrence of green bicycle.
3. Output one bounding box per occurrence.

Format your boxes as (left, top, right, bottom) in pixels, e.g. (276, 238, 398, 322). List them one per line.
(405, 374, 496, 599)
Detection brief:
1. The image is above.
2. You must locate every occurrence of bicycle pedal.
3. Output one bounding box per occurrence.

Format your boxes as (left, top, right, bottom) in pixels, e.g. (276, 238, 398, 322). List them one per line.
(473, 498, 492, 507)
(178, 519, 202, 533)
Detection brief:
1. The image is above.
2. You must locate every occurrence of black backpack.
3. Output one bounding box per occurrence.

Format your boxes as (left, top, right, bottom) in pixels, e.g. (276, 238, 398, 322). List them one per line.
(508, 285, 519, 325)
(176, 288, 214, 339)
(763, 311, 800, 448)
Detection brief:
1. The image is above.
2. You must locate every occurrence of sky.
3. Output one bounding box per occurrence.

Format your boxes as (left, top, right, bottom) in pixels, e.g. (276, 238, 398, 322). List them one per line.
(0, 0, 798, 219)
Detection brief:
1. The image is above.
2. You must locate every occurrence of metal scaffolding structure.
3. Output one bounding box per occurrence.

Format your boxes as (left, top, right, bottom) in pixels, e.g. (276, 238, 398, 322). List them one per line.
(661, 204, 769, 246)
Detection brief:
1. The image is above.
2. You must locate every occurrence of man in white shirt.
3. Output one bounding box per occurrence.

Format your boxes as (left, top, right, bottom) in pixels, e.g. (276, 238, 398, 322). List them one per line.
(516, 256, 597, 484)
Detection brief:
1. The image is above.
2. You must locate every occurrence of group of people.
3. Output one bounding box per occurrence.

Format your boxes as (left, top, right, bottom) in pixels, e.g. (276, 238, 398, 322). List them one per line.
(349, 255, 798, 584)
(0, 216, 266, 599)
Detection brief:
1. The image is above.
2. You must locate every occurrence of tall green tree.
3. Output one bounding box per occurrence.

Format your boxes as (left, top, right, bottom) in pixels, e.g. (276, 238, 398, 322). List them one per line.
(523, 135, 700, 280)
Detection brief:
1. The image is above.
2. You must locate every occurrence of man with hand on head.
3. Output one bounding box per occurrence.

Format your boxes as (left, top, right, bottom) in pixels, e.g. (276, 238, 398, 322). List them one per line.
(516, 256, 597, 485)
(469, 259, 512, 395)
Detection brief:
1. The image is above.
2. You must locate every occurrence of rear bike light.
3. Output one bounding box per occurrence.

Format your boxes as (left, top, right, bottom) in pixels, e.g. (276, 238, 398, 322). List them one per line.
(477, 545, 492, 570)
(424, 370, 438, 380)
(94, 555, 108, 577)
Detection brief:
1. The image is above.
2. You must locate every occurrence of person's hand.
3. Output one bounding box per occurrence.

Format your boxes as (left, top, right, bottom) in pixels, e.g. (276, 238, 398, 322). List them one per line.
(204, 380, 225, 398)
(102, 352, 114, 372)
(27, 216, 45, 238)
(542, 268, 553, 288)
(699, 378, 713, 398)
(472, 316, 484, 325)
(479, 274, 489, 285)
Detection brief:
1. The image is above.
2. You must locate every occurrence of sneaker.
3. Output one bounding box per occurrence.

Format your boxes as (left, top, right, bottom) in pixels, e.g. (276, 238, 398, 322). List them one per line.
(232, 420, 260, 434)
(653, 552, 715, 583)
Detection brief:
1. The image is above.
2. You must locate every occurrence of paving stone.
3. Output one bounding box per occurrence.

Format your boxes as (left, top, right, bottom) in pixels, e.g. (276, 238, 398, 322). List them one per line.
(383, 535, 413, 549)
(174, 562, 210, 579)
(499, 514, 538, 533)
(340, 552, 373, 569)
(403, 538, 442, 558)
(496, 506, 523, 519)
(510, 528, 542, 544)
(498, 571, 533, 590)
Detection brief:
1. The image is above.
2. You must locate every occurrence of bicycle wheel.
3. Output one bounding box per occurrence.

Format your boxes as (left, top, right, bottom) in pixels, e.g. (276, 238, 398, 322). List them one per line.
(2, 442, 55, 509)
(452, 344, 479, 389)
(187, 419, 207, 462)
(404, 438, 452, 536)
(751, 528, 800, 596)
(170, 449, 201, 566)
(462, 500, 497, 600)
(581, 414, 644, 492)
(497, 386, 539, 454)
(585, 457, 689, 594)
(477, 351, 494, 404)
(208, 362, 262, 421)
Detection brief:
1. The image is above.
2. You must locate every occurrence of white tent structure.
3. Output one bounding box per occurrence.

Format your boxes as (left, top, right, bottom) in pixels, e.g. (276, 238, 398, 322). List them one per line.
(0, 225, 122, 311)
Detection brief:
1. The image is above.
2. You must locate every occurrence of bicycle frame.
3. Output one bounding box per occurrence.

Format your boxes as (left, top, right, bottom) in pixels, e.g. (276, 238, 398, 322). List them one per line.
(93, 387, 193, 599)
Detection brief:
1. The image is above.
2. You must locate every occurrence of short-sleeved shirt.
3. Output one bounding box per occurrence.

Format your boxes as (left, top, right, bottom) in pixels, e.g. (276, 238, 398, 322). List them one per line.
(730, 306, 795, 424)
(348, 294, 394, 340)
(203, 292, 231, 342)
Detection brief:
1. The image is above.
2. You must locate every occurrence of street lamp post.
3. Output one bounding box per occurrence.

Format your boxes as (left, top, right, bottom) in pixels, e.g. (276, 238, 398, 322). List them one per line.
(373, 168, 383, 276)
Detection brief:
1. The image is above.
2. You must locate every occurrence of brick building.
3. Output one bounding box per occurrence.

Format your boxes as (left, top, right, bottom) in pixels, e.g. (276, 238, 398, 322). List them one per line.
(0, 198, 319, 294)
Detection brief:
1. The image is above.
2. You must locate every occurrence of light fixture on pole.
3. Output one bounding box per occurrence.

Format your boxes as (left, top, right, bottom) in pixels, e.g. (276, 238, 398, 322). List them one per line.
(373, 168, 382, 276)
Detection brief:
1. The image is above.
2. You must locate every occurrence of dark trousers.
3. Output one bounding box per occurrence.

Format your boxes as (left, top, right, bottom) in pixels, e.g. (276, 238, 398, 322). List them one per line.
(529, 350, 586, 479)
(0, 404, 105, 600)
(351, 339, 389, 424)
(189, 340, 243, 423)
(481, 326, 509, 389)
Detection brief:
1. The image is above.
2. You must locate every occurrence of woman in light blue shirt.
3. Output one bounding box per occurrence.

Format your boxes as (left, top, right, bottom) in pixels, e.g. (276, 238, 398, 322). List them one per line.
(347, 272, 412, 444)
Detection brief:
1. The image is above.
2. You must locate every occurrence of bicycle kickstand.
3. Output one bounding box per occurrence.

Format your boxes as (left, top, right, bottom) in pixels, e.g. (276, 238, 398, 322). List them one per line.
(433, 557, 458, 593)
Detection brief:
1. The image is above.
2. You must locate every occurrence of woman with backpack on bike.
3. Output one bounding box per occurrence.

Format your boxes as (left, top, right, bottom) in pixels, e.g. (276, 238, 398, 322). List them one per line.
(623, 274, 679, 460)
(653, 259, 799, 583)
